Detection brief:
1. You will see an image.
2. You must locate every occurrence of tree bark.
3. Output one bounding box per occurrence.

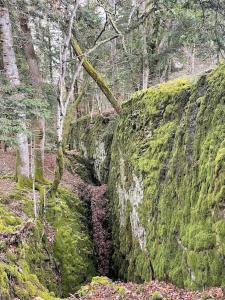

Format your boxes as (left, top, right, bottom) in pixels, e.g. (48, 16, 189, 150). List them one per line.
(20, 15, 45, 182)
(71, 34, 122, 114)
(141, 0, 149, 89)
(0, 7, 30, 184)
(0, 8, 20, 86)
(63, 82, 86, 149)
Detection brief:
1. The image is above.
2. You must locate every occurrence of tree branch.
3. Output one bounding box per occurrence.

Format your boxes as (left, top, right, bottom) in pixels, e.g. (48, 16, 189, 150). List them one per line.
(71, 31, 122, 114)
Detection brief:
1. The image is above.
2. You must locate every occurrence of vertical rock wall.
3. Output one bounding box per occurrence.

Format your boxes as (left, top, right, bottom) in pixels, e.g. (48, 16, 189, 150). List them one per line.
(69, 114, 116, 183)
(109, 66, 225, 288)
(70, 64, 225, 289)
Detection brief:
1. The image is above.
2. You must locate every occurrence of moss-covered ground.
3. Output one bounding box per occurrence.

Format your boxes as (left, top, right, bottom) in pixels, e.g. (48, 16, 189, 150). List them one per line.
(0, 185, 95, 299)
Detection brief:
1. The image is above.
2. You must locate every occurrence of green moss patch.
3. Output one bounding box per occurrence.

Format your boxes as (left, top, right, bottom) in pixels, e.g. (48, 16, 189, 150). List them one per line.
(108, 65, 225, 289)
(47, 188, 95, 296)
(0, 186, 96, 298)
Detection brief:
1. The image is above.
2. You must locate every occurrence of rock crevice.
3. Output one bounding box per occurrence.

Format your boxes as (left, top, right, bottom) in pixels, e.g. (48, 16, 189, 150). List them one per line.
(71, 64, 225, 289)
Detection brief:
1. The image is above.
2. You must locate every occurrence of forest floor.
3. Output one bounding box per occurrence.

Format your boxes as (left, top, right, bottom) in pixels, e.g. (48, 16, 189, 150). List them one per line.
(0, 149, 80, 194)
(69, 277, 224, 300)
(0, 150, 224, 300)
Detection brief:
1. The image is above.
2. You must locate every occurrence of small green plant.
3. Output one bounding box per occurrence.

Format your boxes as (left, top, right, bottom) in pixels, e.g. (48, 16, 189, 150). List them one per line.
(151, 291, 163, 300)
(91, 276, 112, 286)
(115, 285, 126, 295)
(77, 284, 93, 297)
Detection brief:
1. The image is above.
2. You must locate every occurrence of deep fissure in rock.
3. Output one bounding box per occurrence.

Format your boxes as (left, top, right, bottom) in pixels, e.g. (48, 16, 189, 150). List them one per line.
(66, 154, 112, 277)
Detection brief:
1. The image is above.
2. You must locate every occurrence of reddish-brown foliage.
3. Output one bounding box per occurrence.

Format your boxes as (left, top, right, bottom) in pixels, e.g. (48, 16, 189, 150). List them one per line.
(70, 280, 224, 300)
(88, 185, 111, 275)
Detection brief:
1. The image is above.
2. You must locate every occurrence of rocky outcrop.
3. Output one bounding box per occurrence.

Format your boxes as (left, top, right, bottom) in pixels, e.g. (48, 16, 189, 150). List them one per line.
(69, 113, 116, 183)
(109, 65, 225, 289)
(71, 64, 225, 289)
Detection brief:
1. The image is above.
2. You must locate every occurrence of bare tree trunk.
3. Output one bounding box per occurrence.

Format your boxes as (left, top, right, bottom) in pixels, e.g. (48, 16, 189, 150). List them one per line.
(0, 7, 30, 184)
(0, 8, 20, 86)
(20, 15, 45, 182)
(46, 23, 53, 82)
(30, 134, 37, 220)
(48, 1, 121, 199)
(141, 0, 149, 89)
(48, 2, 80, 198)
(191, 44, 196, 74)
(17, 132, 30, 182)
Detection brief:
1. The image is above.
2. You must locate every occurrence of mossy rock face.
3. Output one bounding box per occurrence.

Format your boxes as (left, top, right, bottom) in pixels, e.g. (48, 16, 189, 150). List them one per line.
(46, 188, 96, 296)
(69, 113, 116, 183)
(108, 65, 225, 289)
(0, 187, 95, 299)
(65, 153, 95, 183)
(0, 191, 59, 300)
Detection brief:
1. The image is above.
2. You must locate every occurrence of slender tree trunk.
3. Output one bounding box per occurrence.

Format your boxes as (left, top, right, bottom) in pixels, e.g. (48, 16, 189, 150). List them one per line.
(63, 81, 86, 149)
(32, 118, 45, 181)
(141, 0, 149, 89)
(20, 15, 45, 182)
(0, 8, 20, 86)
(47, 2, 80, 198)
(48, 1, 121, 199)
(71, 34, 122, 114)
(148, 0, 160, 83)
(47, 93, 64, 197)
(17, 132, 30, 182)
(47, 24, 53, 82)
(49, 140, 64, 195)
(0, 7, 30, 184)
(191, 44, 196, 74)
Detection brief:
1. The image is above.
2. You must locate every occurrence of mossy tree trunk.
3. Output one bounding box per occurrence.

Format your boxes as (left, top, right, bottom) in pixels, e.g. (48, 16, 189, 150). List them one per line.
(49, 141, 64, 197)
(49, 4, 121, 198)
(49, 84, 84, 196)
(62, 82, 86, 150)
(71, 34, 122, 114)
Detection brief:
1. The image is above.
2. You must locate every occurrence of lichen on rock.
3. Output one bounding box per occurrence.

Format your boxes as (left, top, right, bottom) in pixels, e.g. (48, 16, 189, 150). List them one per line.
(117, 150, 146, 250)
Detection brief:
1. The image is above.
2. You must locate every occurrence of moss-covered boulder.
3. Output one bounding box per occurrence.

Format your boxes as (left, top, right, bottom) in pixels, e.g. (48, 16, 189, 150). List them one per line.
(69, 113, 116, 183)
(0, 186, 95, 299)
(108, 65, 225, 289)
